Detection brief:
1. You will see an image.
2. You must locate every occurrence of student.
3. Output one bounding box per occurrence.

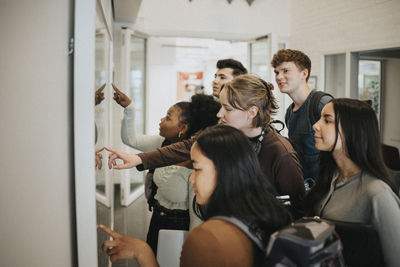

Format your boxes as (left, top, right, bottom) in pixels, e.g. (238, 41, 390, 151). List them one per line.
(212, 59, 248, 98)
(304, 98, 400, 266)
(112, 84, 221, 254)
(107, 75, 305, 211)
(110, 59, 246, 171)
(271, 49, 332, 185)
(109, 58, 246, 170)
(100, 125, 291, 266)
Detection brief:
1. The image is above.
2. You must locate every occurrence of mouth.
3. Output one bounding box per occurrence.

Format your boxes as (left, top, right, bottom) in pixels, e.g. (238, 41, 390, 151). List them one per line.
(277, 82, 286, 87)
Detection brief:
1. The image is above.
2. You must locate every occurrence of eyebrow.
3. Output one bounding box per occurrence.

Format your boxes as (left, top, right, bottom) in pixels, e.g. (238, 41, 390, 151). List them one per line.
(323, 114, 334, 119)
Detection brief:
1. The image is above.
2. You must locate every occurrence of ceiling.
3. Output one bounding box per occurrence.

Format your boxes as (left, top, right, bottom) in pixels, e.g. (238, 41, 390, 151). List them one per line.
(112, 0, 290, 41)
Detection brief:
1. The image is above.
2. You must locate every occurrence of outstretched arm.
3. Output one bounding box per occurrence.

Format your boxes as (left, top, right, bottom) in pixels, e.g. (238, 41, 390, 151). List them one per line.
(137, 138, 194, 170)
(106, 147, 143, 169)
(98, 225, 159, 267)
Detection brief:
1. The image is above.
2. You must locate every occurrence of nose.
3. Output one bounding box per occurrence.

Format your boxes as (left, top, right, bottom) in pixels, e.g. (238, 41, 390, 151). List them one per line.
(212, 77, 218, 85)
(312, 120, 320, 132)
(216, 107, 223, 118)
(189, 172, 195, 184)
(276, 72, 282, 81)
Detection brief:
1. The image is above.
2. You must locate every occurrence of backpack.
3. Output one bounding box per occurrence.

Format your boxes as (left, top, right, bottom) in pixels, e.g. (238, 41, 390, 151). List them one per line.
(212, 216, 345, 267)
(285, 91, 334, 127)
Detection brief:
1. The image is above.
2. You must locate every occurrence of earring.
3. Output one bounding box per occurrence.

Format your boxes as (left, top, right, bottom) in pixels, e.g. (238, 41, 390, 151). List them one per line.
(178, 131, 182, 138)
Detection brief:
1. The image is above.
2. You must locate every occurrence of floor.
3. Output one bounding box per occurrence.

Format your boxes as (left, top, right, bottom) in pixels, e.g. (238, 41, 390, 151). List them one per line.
(97, 185, 152, 267)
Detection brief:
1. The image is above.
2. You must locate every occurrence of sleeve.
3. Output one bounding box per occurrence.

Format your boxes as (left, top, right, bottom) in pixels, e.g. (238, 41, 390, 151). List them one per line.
(274, 153, 305, 210)
(137, 138, 194, 170)
(121, 103, 164, 152)
(180, 226, 224, 267)
(370, 187, 400, 267)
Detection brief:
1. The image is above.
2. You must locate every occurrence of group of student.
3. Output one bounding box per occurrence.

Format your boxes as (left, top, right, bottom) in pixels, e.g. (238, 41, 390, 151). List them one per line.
(96, 49, 400, 266)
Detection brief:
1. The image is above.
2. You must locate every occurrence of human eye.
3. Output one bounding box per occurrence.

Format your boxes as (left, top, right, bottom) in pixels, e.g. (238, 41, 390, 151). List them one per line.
(283, 68, 289, 73)
(223, 105, 233, 112)
(220, 75, 226, 80)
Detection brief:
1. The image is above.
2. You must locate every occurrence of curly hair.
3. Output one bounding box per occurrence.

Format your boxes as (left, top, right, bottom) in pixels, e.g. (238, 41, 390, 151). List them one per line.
(221, 74, 278, 127)
(174, 94, 221, 137)
(271, 49, 312, 81)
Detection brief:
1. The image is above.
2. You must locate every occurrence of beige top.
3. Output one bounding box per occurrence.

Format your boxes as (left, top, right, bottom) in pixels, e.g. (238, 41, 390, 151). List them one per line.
(180, 219, 254, 267)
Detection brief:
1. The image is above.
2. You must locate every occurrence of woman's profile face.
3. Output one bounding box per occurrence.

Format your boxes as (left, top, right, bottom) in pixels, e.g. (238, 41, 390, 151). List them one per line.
(313, 102, 344, 153)
(159, 105, 184, 140)
(189, 142, 217, 205)
(217, 88, 254, 133)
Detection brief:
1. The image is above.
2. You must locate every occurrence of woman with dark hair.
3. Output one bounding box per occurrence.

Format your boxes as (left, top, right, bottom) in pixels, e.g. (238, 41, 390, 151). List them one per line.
(112, 83, 221, 254)
(100, 125, 291, 266)
(304, 98, 400, 266)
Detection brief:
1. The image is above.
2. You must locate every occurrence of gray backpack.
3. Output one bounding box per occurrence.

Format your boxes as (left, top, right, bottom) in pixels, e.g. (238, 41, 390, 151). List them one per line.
(211, 216, 345, 267)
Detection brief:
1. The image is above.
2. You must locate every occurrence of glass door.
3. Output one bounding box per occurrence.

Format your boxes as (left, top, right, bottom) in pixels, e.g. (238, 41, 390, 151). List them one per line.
(94, 7, 113, 208)
(120, 29, 147, 206)
(358, 60, 382, 119)
(249, 35, 271, 81)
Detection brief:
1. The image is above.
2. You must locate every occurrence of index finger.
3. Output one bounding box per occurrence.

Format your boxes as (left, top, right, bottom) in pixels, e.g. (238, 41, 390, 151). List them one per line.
(97, 224, 121, 239)
(111, 83, 121, 93)
(96, 147, 105, 153)
(105, 147, 120, 155)
(97, 83, 106, 93)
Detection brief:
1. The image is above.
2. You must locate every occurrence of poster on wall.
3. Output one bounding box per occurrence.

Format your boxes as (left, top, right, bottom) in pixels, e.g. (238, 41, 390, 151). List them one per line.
(177, 72, 204, 101)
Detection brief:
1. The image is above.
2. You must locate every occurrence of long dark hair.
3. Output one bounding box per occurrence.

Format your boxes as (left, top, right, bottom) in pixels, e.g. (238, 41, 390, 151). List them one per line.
(175, 94, 221, 138)
(193, 125, 291, 238)
(305, 98, 398, 214)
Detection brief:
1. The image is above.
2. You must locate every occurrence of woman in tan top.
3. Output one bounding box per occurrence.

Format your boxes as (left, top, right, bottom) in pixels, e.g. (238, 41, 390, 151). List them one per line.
(99, 125, 291, 266)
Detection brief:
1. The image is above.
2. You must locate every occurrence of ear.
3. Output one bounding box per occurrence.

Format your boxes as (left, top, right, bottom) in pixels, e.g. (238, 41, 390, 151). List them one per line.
(180, 123, 189, 136)
(247, 106, 259, 120)
(302, 68, 309, 81)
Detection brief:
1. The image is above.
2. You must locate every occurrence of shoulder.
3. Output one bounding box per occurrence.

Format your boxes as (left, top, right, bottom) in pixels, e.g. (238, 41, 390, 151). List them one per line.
(156, 165, 192, 177)
(180, 219, 253, 267)
(262, 128, 296, 155)
(361, 174, 397, 198)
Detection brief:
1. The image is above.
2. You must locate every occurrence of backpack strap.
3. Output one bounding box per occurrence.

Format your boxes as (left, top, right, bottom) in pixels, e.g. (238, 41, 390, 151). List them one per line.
(210, 216, 266, 250)
(285, 104, 294, 127)
(309, 91, 333, 125)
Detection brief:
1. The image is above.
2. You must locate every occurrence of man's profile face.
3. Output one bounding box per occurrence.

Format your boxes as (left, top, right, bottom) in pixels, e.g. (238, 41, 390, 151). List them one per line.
(212, 68, 235, 97)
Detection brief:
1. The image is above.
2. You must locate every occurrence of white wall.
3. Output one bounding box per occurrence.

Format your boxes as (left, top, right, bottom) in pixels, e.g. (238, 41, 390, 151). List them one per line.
(290, 0, 400, 87)
(382, 58, 400, 150)
(0, 0, 75, 266)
